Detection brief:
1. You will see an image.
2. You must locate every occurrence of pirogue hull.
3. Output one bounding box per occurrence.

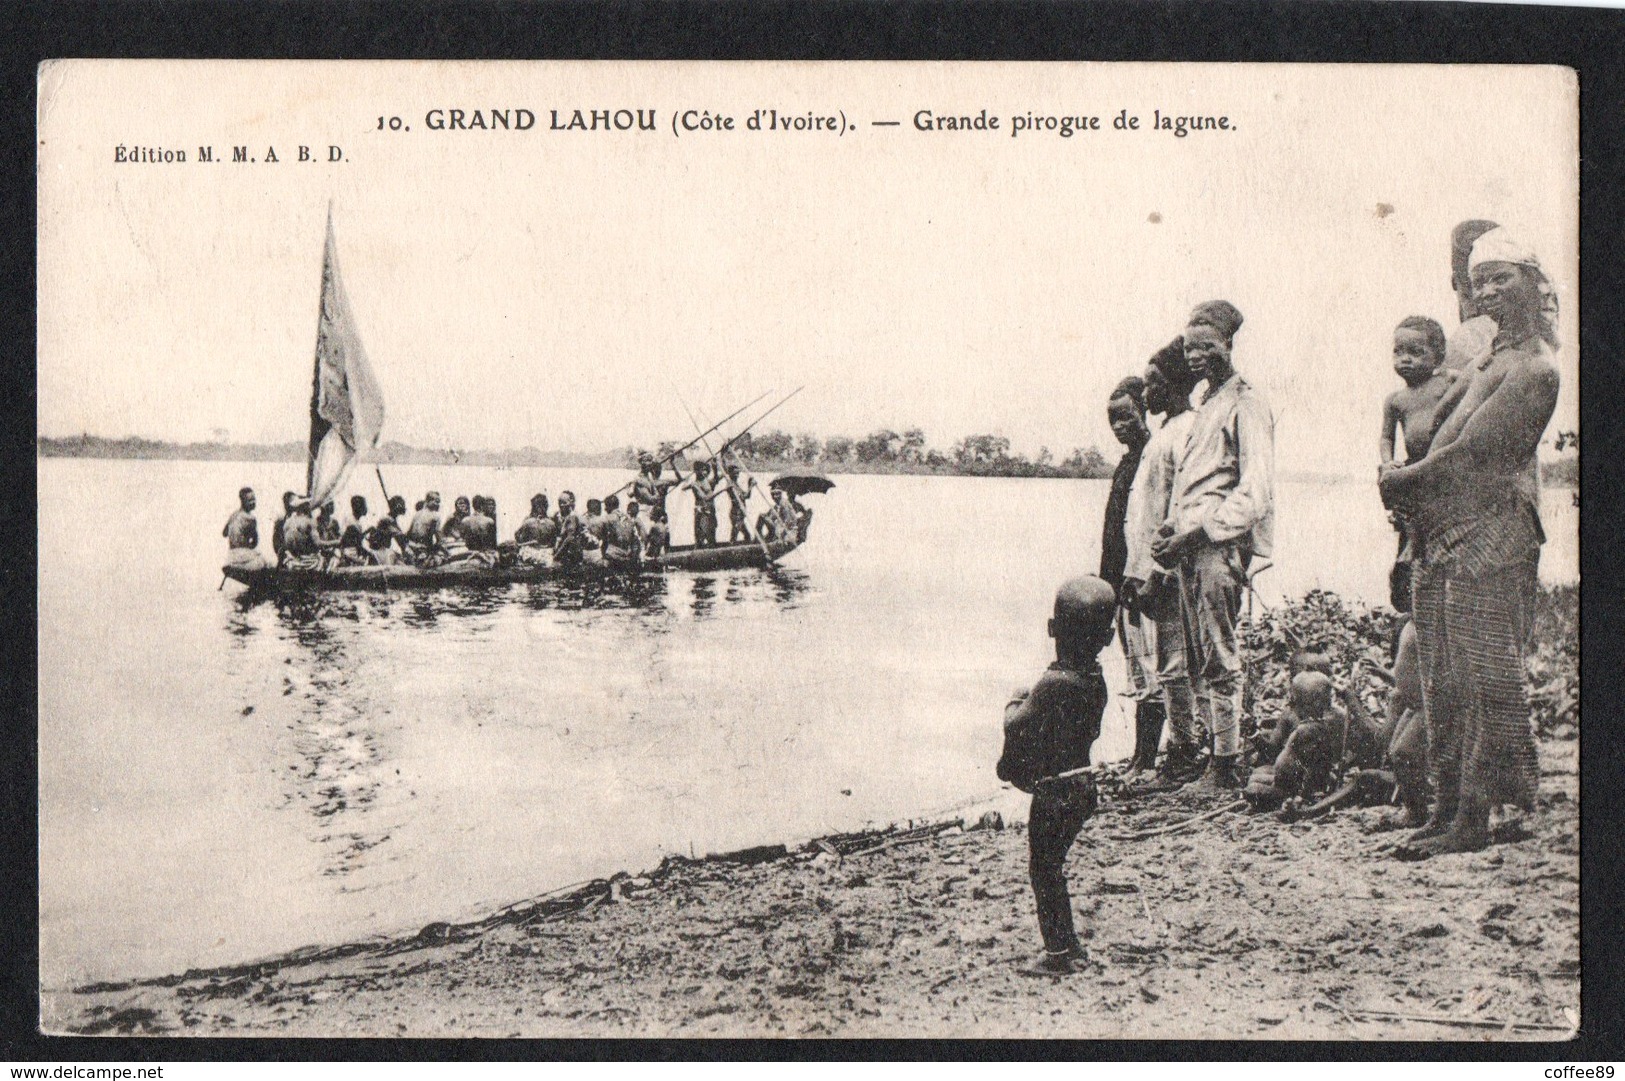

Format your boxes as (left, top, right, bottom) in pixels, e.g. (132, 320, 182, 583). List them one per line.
(223, 538, 801, 593)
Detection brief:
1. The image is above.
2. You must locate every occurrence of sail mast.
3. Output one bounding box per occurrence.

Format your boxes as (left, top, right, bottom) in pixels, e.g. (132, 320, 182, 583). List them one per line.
(306, 203, 334, 497)
(305, 203, 387, 510)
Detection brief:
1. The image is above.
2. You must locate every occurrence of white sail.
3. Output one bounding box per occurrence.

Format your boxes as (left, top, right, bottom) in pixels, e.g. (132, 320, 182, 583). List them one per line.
(306, 212, 385, 507)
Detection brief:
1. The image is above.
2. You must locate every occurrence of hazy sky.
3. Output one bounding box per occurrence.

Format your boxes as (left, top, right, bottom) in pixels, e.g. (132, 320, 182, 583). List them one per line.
(39, 61, 1578, 476)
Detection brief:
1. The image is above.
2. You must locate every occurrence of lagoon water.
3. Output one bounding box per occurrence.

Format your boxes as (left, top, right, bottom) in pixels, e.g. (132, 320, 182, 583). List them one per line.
(37, 459, 1577, 986)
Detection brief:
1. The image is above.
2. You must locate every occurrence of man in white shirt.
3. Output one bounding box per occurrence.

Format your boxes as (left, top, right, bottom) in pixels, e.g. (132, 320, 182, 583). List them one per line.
(1151, 300, 1275, 793)
(1122, 338, 1204, 783)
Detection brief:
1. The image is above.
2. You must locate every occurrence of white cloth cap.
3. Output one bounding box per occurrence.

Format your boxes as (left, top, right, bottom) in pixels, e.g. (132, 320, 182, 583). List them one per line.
(1468, 227, 1542, 274)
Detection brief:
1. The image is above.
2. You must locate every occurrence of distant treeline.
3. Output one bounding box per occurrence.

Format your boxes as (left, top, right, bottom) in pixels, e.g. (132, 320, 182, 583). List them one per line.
(37, 435, 631, 470)
(642, 428, 1116, 480)
(39, 429, 1118, 480)
(40, 431, 1578, 487)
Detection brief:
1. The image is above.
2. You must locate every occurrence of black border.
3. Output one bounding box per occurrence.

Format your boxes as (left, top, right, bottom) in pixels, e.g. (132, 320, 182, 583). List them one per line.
(5, 0, 1621, 1063)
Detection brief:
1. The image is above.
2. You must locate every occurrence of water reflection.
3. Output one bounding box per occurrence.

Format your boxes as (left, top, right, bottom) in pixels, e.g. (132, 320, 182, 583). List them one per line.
(230, 564, 812, 618)
(267, 599, 399, 883)
(690, 576, 717, 618)
(223, 563, 814, 887)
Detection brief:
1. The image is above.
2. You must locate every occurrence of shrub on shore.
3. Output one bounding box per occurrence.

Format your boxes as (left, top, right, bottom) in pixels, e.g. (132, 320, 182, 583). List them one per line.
(1241, 584, 1578, 740)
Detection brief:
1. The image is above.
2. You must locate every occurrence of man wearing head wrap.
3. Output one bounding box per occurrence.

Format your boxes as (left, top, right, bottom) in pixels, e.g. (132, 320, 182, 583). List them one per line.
(1150, 300, 1275, 793)
(633, 451, 679, 517)
(1123, 339, 1206, 782)
(1380, 227, 1560, 859)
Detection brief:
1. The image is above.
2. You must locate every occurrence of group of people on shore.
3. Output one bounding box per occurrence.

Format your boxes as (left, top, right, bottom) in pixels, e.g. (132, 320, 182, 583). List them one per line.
(1000, 220, 1561, 971)
(222, 449, 812, 575)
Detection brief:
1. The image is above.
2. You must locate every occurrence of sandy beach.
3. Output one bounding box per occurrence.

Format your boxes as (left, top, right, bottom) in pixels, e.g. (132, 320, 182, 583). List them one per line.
(49, 730, 1577, 1040)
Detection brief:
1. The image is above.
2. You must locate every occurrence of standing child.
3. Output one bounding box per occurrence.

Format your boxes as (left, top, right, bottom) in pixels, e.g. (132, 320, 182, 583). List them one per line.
(997, 576, 1115, 975)
(1379, 316, 1455, 610)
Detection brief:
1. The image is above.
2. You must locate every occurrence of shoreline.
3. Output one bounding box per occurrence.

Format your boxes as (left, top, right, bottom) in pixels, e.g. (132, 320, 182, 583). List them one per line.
(44, 584, 1581, 1039)
(45, 737, 1578, 1039)
(35, 444, 1579, 490)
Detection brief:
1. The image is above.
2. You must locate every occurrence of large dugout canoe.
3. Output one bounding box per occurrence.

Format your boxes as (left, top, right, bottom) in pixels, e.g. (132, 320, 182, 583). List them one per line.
(222, 537, 802, 593)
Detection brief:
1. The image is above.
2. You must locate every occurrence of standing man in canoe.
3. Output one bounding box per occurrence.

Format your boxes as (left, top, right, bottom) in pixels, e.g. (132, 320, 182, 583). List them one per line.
(1380, 227, 1560, 859)
(1151, 300, 1276, 793)
(682, 459, 722, 547)
(633, 452, 679, 518)
(723, 460, 760, 544)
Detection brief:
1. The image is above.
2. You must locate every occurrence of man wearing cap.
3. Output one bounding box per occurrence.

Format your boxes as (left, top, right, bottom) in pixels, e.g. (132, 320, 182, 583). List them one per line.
(1151, 300, 1275, 793)
(1380, 227, 1560, 859)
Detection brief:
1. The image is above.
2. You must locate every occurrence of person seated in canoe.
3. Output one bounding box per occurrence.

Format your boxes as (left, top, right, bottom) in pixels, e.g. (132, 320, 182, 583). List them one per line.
(334, 495, 374, 566)
(582, 498, 608, 561)
(766, 488, 801, 542)
(281, 498, 325, 571)
(314, 501, 344, 566)
(271, 490, 297, 566)
(514, 493, 558, 562)
(222, 487, 269, 572)
(366, 496, 410, 565)
(644, 506, 671, 558)
(552, 491, 586, 568)
(442, 495, 472, 545)
(627, 499, 651, 555)
(602, 494, 642, 569)
(406, 491, 447, 567)
(681, 460, 722, 547)
(633, 452, 679, 517)
(462, 497, 499, 565)
(787, 492, 812, 541)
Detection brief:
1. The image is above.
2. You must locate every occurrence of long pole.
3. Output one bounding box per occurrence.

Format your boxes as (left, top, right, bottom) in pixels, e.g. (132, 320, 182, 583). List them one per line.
(602, 390, 772, 503)
(678, 394, 773, 560)
(713, 386, 804, 458)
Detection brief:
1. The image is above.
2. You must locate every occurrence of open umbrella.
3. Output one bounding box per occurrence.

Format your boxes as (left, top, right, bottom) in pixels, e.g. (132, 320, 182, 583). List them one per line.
(769, 468, 836, 497)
